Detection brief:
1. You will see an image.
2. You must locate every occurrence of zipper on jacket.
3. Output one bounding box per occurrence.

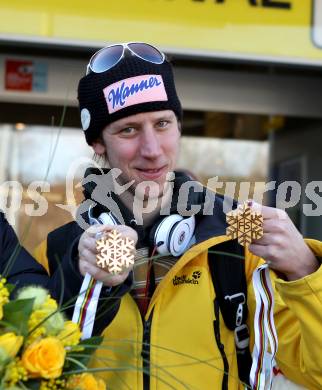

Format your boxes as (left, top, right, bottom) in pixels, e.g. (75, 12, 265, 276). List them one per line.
(142, 312, 153, 390)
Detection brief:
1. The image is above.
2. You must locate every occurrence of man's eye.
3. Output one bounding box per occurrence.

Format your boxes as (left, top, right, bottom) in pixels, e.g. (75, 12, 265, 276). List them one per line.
(120, 127, 135, 135)
(157, 120, 169, 128)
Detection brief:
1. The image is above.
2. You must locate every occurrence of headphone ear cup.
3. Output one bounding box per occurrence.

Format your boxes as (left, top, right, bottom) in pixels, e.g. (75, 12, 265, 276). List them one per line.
(168, 215, 195, 256)
(97, 212, 119, 226)
(152, 215, 185, 256)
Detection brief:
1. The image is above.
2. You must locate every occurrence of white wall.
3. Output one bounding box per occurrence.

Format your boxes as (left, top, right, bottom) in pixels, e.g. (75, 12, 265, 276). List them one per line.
(0, 125, 268, 184)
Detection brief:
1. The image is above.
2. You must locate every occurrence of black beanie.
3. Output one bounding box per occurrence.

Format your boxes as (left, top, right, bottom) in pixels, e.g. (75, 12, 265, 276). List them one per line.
(78, 55, 183, 145)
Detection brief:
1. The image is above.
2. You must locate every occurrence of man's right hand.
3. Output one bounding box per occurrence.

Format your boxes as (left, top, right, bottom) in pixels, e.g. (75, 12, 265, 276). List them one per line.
(78, 224, 138, 286)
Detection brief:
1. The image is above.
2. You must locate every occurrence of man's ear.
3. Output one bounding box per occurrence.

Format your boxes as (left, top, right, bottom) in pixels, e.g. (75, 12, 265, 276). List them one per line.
(92, 139, 106, 155)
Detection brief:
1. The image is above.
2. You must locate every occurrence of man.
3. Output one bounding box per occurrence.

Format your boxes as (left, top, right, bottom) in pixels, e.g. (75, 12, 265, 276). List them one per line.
(35, 43, 322, 389)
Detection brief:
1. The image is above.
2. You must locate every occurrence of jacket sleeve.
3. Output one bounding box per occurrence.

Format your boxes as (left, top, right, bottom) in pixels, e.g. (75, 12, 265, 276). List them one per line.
(0, 212, 51, 290)
(0, 212, 89, 312)
(246, 239, 322, 389)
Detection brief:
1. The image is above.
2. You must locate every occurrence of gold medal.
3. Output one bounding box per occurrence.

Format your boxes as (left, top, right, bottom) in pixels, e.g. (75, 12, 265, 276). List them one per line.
(96, 229, 135, 274)
(226, 202, 264, 247)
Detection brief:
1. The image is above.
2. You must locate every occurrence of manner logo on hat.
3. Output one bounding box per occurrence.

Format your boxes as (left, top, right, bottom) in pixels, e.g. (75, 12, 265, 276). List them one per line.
(103, 74, 168, 114)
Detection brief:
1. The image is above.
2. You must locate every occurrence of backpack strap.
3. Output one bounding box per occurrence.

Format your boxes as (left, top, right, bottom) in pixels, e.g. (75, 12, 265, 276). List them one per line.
(208, 239, 252, 387)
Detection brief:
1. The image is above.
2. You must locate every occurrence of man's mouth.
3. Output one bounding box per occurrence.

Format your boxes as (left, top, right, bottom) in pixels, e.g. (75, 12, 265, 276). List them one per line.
(139, 168, 161, 173)
(135, 166, 167, 179)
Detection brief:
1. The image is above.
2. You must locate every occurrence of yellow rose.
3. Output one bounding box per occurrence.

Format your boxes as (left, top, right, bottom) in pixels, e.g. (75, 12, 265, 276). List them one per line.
(67, 373, 106, 390)
(22, 337, 66, 379)
(0, 333, 23, 359)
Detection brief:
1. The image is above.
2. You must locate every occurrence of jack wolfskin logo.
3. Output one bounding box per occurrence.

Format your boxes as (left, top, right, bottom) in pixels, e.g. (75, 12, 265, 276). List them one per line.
(173, 270, 202, 286)
(192, 271, 201, 279)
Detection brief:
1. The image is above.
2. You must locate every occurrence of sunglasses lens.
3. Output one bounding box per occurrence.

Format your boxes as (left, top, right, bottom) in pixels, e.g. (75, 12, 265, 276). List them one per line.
(128, 43, 164, 64)
(90, 45, 123, 73)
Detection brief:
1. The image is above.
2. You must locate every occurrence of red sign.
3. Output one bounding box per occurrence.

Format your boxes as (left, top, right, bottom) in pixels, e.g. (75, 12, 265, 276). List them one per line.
(5, 60, 33, 91)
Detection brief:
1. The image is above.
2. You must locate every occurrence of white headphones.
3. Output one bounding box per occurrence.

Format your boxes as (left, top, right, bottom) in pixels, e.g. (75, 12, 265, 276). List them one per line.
(150, 214, 195, 257)
(88, 205, 195, 257)
(88, 204, 120, 226)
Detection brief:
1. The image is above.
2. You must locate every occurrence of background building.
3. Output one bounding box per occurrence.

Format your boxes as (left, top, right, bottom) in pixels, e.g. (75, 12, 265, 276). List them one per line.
(1, 0, 322, 250)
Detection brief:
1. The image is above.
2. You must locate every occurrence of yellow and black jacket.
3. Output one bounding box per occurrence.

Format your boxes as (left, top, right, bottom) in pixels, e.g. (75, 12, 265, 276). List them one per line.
(34, 172, 322, 390)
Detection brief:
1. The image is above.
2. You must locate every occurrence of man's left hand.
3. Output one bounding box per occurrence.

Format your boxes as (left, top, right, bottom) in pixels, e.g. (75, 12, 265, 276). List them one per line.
(249, 204, 320, 281)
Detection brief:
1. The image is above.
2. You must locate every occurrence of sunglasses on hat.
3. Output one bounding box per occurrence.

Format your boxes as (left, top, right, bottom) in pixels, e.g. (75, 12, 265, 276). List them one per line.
(86, 42, 166, 75)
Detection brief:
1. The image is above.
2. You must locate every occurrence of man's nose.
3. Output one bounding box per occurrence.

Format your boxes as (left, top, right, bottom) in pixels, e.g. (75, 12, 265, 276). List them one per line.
(140, 128, 162, 159)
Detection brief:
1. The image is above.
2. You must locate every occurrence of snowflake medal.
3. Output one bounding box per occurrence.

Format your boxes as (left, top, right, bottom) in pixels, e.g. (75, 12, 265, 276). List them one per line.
(96, 229, 135, 274)
(226, 202, 264, 247)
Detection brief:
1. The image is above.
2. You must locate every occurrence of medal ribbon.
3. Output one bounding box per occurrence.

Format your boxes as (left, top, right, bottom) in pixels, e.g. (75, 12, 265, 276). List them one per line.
(250, 264, 278, 390)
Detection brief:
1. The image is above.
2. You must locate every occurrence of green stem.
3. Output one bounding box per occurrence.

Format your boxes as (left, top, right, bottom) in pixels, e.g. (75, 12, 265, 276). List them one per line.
(65, 356, 87, 371)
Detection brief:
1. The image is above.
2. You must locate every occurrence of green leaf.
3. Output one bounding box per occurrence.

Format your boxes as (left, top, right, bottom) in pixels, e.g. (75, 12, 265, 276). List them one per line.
(4, 283, 15, 294)
(21, 379, 41, 389)
(79, 335, 103, 348)
(3, 298, 34, 335)
(69, 336, 103, 367)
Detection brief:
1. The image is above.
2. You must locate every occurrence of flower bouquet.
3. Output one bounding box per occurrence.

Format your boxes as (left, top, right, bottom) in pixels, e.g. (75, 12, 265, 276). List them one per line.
(0, 277, 105, 390)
